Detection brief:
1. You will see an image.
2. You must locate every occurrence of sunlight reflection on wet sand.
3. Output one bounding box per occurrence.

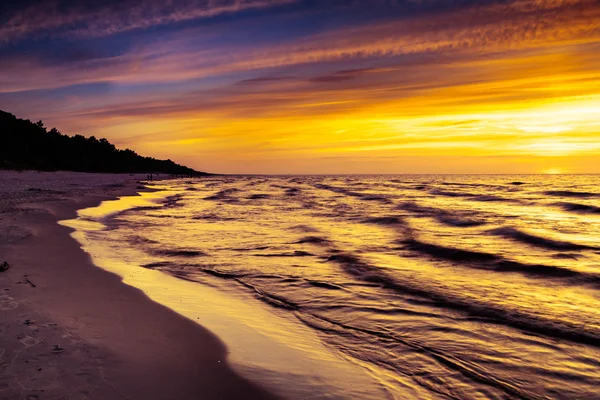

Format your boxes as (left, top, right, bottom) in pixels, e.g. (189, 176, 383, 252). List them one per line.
(61, 191, 407, 399)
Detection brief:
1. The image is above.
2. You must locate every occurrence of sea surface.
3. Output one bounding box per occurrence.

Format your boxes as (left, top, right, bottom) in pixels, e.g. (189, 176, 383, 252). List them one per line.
(64, 175, 600, 399)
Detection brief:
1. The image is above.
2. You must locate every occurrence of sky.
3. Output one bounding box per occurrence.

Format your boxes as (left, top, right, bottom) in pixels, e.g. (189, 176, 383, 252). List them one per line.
(1, 0, 599, 174)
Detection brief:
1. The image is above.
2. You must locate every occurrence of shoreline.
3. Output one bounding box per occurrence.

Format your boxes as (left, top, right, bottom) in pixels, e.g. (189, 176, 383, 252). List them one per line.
(0, 171, 278, 399)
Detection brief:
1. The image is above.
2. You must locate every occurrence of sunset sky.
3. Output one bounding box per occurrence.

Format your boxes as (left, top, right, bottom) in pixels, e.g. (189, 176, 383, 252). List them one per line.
(1, 0, 599, 174)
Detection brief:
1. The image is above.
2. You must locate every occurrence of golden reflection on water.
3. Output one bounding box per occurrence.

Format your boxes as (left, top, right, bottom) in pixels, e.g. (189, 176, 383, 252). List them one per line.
(62, 175, 600, 399)
(62, 192, 402, 399)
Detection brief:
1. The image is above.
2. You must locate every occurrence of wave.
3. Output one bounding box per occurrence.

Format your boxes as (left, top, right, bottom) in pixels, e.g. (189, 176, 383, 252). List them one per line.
(552, 253, 580, 260)
(153, 249, 207, 257)
(228, 245, 271, 252)
(470, 195, 510, 202)
(201, 268, 245, 279)
(283, 187, 301, 196)
(127, 235, 160, 245)
(324, 251, 600, 347)
(362, 195, 392, 203)
(396, 201, 435, 214)
(199, 268, 300, 310)
(295, 236, 330, 245)
(397, 202, 486, 227)
(313, 184, 392, 203)
(113, 205, 163, 216)
(306, 280, 344, 290)
(252, 251, 313, 257)
(545, 190, 600, 198)
(149, 242, 600, 349)
(490, 260, 599, 281)
(554, 202, 600, 214)
(400, 239, 600, 286)
(83, 175, 600, 399)
(326, 304, 441, 318)
(437, 216, 486, 227)
(401, 239, 499, 262)
(204, 188, 241, 201)
(430, 190, 515, 203)
(163, 194, 185, 208)
(248, 193, 270, 199)
(290, 225, 321, 233)
(430, 189, 466, 198)
(203, 182, 222, 188)
(169, 267, 296, 306)
(362, 216, 405, 225)
(296, 313, 534, 400)
(439, 182, 501, 189)
(192, 214, 237, 221)
(142, 261, 174, 269)
(488, 227, 594, 250)
(146, 214, 186, 219)
(387, 180, 429, 191)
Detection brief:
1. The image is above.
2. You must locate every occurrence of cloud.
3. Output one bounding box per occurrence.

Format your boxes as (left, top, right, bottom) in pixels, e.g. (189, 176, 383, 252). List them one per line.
(0, 0, 296, 42)
(7, 40, 599, 124)
(2, 0, 599, 94)
(309, 75, 356, 83)
(236, 76, 296, 85)
(308, 68, 384, 83)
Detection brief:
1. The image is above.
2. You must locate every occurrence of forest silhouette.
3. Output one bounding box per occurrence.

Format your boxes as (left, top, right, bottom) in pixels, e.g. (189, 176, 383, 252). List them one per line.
(0, 110, 203, 175)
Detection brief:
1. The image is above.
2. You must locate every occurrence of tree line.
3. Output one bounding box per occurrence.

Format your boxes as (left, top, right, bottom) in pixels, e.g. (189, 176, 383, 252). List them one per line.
(0, 110, 204, 175)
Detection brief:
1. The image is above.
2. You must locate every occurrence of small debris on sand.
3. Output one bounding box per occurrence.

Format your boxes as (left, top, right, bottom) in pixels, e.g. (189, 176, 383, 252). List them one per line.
(0, 261, 9, 272)
(51, 345, 66, 353)
(24, 274, 37, 288)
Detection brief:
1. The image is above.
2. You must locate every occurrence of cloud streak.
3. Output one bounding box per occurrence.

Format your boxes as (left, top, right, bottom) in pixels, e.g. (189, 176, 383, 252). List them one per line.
(0, 0, 296, 42)
(2, 0, 599, 93)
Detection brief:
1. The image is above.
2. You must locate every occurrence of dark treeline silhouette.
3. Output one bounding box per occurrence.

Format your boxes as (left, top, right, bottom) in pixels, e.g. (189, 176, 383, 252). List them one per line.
(0, 110, 205, 175)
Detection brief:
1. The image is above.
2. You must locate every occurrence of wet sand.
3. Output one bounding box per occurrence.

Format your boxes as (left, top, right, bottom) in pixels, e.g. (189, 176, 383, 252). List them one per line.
(0, 171, 277, 400)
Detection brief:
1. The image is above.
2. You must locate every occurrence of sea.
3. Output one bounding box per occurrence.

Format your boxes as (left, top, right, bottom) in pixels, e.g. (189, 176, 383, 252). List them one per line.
(62, 175, 600, 399)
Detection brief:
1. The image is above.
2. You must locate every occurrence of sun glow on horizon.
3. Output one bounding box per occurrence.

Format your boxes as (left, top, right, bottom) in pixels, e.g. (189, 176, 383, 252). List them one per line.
(542, 168, 566, 175)
(2, 0, 600, 174)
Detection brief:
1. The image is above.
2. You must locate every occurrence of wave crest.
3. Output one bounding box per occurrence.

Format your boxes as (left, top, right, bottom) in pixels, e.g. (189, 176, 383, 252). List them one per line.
(555, 202, 600, 214)
(488, 227, 594, 250)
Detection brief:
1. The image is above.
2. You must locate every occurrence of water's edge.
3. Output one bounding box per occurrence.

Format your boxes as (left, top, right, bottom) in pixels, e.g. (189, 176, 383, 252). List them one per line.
(61, 175, 600, 399)
(60, 187, 391, 400)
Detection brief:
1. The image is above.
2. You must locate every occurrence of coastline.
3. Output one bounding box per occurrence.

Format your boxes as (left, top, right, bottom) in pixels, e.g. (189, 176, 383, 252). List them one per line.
(0, 171, 278, 400)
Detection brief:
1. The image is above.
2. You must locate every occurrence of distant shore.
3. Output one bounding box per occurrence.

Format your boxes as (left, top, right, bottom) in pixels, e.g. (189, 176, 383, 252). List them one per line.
(0, 171, 277, 400)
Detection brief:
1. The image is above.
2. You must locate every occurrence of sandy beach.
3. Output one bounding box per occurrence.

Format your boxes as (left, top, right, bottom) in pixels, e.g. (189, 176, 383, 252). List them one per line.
(2, 0, 599, 397)
(0, 171, 277, 400)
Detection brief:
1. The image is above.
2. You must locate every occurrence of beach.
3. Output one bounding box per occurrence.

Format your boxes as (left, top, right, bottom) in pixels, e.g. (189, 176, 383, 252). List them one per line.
(0, 171, 277, 400)
(3, 171, 600, 399)
(3, 0, 599, 397)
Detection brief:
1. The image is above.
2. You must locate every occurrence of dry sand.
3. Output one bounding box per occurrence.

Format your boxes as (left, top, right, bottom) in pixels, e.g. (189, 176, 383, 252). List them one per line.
(0, 171, 278, 400)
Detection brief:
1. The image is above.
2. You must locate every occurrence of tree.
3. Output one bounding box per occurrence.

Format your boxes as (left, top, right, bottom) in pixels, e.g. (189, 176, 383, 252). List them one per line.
(0, 109, 206, 175)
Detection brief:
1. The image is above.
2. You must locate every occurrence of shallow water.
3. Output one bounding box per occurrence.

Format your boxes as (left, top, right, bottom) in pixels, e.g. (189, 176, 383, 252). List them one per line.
(64, 175, 600, 399)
